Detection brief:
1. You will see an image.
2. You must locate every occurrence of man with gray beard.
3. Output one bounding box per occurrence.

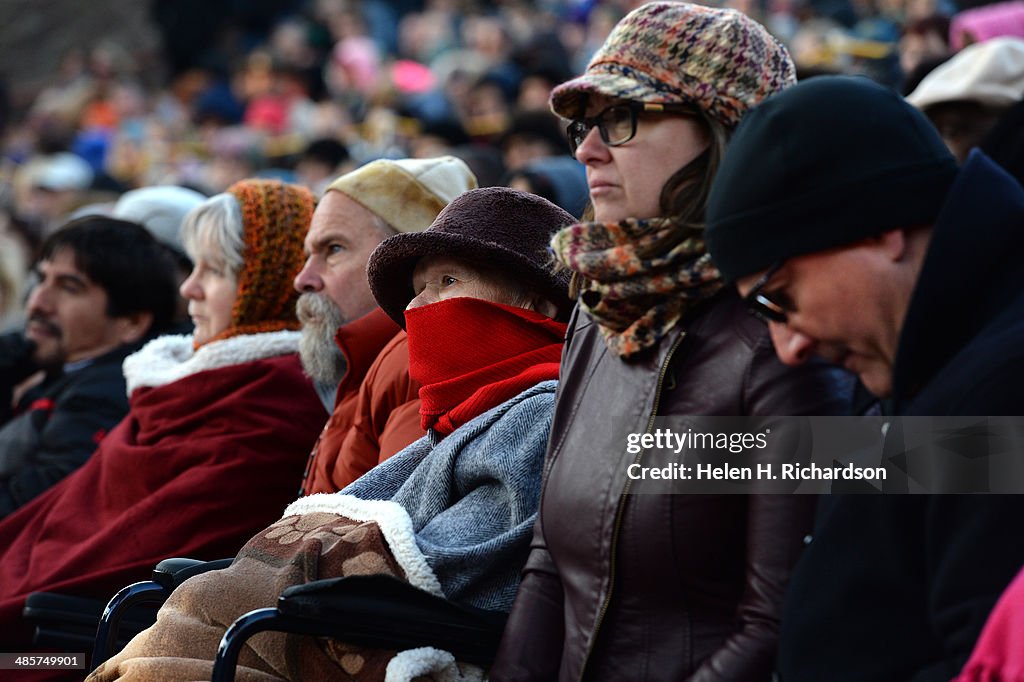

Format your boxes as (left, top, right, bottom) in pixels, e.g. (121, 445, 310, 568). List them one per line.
(293, 156, 477, 494)
(296, 290, 346, 407)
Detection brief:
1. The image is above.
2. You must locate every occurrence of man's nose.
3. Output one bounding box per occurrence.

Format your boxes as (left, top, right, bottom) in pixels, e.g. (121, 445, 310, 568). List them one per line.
(294, 257, 323, 293)
(768, 322, 816, 366)
(25, 283, 52, 316)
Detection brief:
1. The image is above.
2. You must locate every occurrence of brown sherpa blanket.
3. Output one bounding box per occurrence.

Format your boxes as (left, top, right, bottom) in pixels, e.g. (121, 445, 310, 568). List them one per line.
(88, 498, 484, 682)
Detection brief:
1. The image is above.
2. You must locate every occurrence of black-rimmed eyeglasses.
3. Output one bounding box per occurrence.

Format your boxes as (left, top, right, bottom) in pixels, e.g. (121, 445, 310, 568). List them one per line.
(565, 102, 697, 155)
(744, 261, 789, 324)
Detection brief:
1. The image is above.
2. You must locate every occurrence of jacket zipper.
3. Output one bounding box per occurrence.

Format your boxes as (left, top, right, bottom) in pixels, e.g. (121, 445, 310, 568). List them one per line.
(577, 331, 685, 681)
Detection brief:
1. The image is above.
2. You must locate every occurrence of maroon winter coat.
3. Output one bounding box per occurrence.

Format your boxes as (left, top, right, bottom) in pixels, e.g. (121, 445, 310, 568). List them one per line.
(0, 331, 325, 650)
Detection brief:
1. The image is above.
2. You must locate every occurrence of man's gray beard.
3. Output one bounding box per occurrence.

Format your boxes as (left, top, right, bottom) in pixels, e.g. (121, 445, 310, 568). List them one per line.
(297, 293, 347, 393)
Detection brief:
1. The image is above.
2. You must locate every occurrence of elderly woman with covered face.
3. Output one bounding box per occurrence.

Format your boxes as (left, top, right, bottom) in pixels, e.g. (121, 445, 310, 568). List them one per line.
(0, 179, 326, 650)
(88, 187, 576, 682)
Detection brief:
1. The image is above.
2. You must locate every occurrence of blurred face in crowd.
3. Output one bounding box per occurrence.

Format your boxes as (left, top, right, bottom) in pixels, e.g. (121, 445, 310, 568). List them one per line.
(735, 231, 920, 398)
(179, 239, 238, 346)
(899, 30, 947, 76)
(25, 248, 150, 367)
(518, 75, 557, 111)
(22, 187, 79, 230)
(295, 158, 335, 188)
(572, 93, 709, 223)
(294, 190, 394, 386)
(503, 134, 560, 172)
(925, 102, 1003, 163)
(408, 255, 555, 317)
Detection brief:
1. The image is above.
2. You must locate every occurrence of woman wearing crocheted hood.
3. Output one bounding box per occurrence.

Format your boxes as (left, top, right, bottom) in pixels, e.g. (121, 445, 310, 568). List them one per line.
(0, 179, 326, 651)
(491, 3, 858, 680)
(88, 187, 576, 682)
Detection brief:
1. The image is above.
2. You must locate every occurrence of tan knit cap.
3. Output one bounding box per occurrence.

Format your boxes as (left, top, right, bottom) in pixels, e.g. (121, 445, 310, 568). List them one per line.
(325, 156, 478, 233)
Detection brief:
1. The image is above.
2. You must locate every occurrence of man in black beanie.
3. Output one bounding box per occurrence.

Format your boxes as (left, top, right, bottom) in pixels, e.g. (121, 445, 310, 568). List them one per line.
(705, 76, 1024, 681)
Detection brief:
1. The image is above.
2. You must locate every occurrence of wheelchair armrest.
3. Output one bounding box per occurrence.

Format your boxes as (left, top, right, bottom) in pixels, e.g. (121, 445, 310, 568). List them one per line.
(212, 575, 509, 682)
(152, 557, 234, 590)
(91, 557, 235, 669)
(277, 574, 508, 663)
(24, 592, 154, 651)
(24, 592, 108, 630)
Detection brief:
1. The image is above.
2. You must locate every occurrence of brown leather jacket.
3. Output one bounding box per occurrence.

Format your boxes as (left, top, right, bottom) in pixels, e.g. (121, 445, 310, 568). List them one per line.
(491, 292, 857, 681)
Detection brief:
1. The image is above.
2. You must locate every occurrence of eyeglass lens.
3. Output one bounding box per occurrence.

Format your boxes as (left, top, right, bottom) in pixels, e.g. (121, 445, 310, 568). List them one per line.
(567, 104, 637, 153)
(744, 262, 788, 323)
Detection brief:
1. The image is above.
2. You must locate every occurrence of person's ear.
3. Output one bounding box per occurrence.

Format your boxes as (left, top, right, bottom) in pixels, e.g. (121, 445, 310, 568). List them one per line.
(115, 311, 155, 345)
(876, 229, 908, 262)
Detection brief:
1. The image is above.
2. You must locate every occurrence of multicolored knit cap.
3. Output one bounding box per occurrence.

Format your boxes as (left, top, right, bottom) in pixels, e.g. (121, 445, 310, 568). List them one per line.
(549, 2, 796, 128)
(215, 179, 314, 341)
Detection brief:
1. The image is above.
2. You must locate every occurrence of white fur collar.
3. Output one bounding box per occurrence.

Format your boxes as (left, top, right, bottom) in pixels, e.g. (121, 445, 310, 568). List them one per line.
(123, 330, 301, 394)
(284, 493, 444, 598)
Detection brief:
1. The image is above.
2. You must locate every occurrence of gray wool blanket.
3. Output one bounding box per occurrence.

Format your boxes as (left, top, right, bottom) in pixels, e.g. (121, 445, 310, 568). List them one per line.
(87, 381, 557, 682)
(337, 379, 557, 611)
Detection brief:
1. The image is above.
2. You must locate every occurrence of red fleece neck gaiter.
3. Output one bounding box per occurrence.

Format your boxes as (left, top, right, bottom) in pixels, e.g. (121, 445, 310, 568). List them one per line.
(404, 297, 568, 436)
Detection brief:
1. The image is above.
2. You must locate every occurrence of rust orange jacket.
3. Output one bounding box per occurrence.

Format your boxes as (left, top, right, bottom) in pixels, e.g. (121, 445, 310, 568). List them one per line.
(302, 308, 424, 494)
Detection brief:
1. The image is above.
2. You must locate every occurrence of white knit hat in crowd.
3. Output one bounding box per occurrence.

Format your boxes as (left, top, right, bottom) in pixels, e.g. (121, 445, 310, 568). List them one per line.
(32, 152, 94, 191)
(907, 36, 1024, 110)
(113, 186, 207, 258)
(325, 156, 478, 233)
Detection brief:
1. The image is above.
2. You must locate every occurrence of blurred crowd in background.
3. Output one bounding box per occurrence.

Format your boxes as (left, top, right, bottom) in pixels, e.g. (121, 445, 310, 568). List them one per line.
(1, 0, 1023, 334)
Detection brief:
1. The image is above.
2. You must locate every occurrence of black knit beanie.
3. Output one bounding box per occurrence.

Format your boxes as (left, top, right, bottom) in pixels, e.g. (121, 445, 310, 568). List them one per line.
(705, 75, 959, 283)
(367, 187, 576, 327)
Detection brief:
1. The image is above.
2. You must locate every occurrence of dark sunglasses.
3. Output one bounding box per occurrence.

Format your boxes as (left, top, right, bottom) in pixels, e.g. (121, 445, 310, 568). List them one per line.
(565, 101, 697, 155)
(744, 261, 789, 324)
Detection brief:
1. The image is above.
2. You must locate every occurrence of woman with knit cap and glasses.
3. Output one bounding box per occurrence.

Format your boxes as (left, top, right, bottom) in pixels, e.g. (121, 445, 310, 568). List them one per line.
(0, 179, 326, 651)
(491, 3, 857, 680)
(88, 188, 577, 681)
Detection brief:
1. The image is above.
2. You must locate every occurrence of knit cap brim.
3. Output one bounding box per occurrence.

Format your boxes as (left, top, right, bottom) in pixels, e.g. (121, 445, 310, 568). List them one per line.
(551, 64, 689, 120)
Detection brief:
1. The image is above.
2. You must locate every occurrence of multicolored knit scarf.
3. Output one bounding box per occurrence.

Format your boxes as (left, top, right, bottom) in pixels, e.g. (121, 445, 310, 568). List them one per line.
(551, 217, 724, 359)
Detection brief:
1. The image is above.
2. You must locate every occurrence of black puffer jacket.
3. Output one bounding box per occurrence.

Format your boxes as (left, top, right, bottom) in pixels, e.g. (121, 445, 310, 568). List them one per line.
(0, 333, 138, 517)
(492, 292, 857, 681)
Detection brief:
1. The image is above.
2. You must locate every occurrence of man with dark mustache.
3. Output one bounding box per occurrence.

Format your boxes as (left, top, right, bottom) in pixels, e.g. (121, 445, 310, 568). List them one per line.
(294, 156, 478, 494)
(0, 216, 178, 517)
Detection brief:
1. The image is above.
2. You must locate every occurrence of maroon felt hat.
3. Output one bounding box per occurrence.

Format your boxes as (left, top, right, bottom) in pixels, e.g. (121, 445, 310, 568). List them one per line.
(367, 186, 576, 328)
